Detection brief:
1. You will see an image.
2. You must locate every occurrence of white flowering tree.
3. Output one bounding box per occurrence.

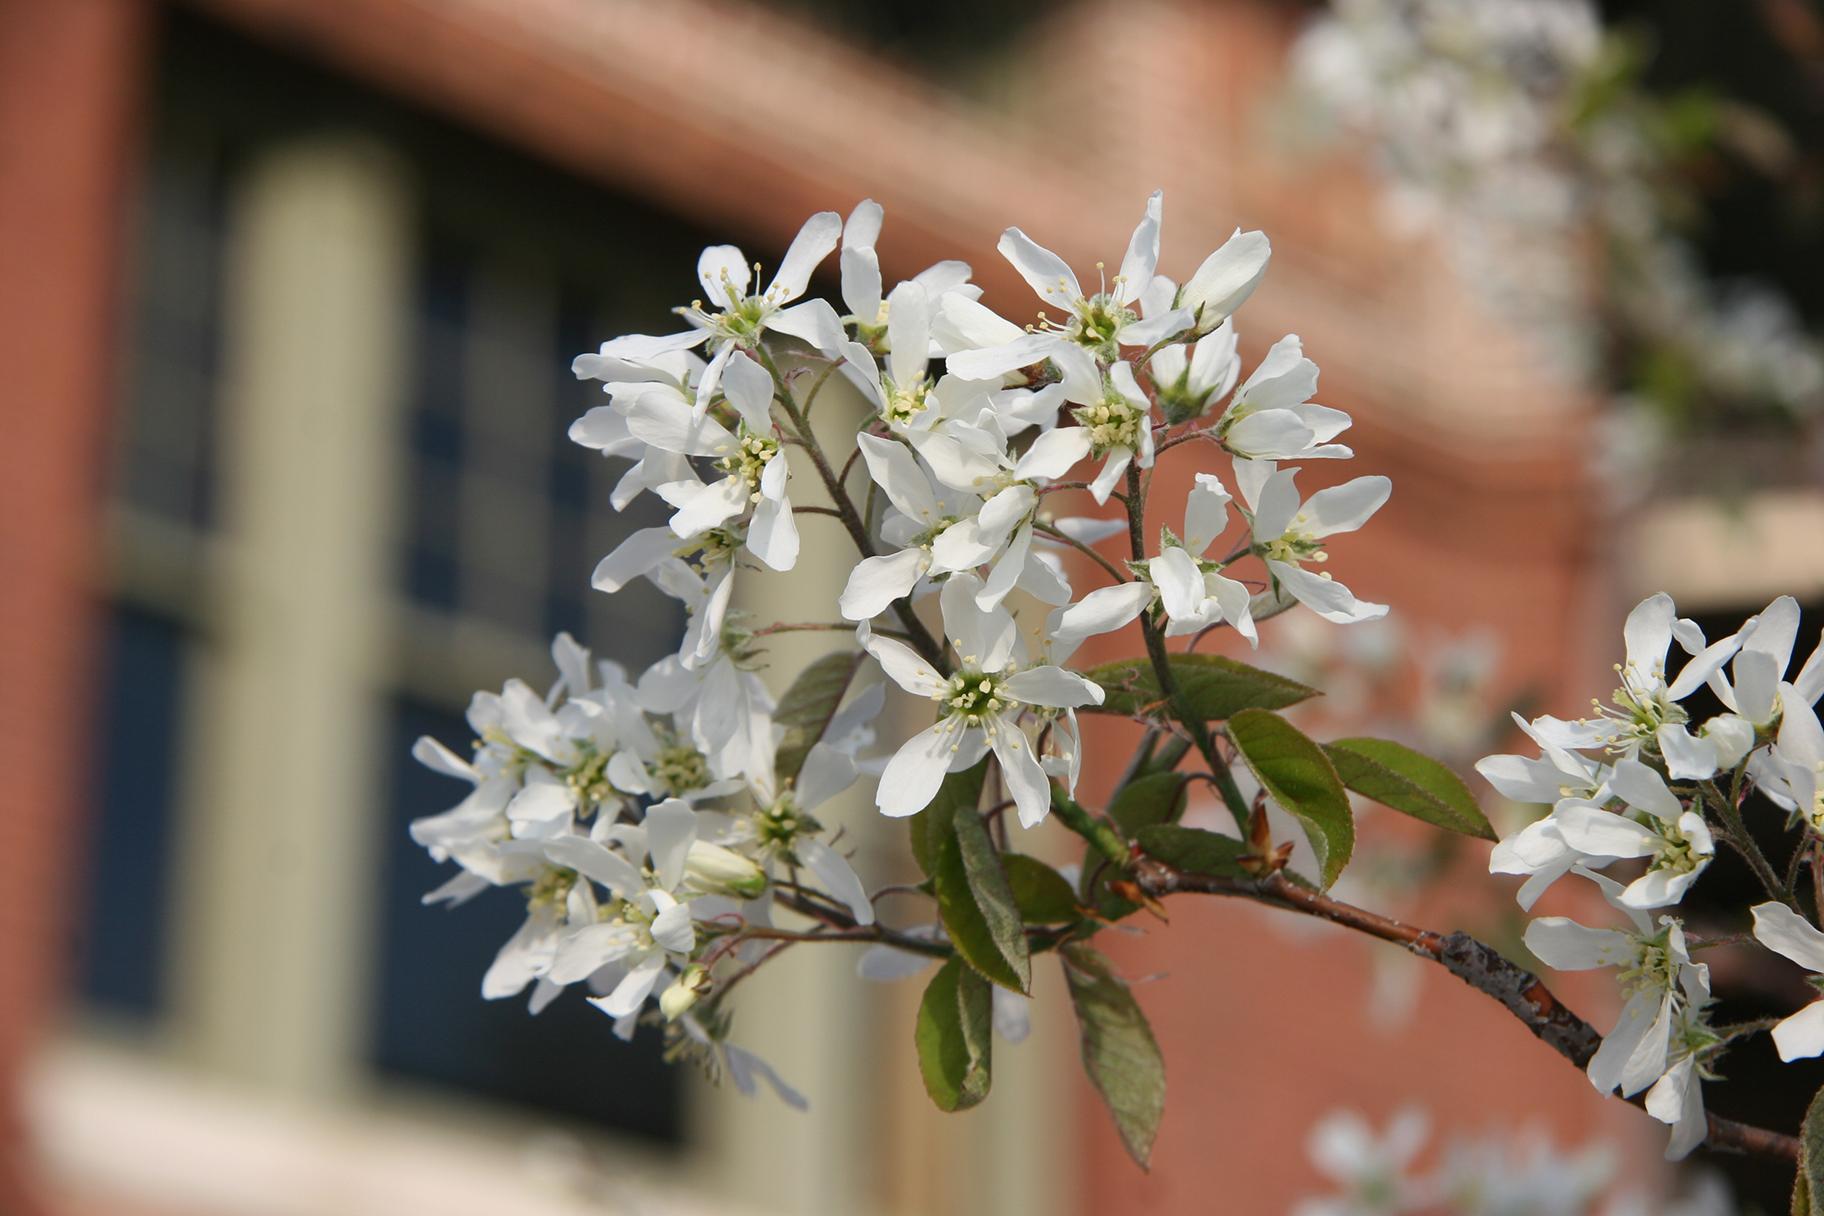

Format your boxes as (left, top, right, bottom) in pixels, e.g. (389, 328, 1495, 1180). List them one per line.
(405, 192, 1823, 1200)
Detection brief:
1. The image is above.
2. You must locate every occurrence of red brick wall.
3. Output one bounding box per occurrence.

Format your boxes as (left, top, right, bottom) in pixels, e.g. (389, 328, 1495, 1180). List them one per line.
(0, 1, 148, 1210)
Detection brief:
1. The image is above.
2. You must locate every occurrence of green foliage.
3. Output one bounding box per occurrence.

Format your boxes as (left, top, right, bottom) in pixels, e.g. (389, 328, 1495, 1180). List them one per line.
(1108, 771, 1190, 836)
(1063, 943, 1167, 1169)
(1324, 737, 1495, 841)
(1135, 824, 1252, 879)
(915, 957, 993, 1112)
(1228, 708, 1354, 888)
(1798, 1083, 1824, 1215)
(912, 762, 1031, 993)
(1082, 654, 1318, 721)
(772, 650, 862, 784)
(1002, 854, 1080, 924)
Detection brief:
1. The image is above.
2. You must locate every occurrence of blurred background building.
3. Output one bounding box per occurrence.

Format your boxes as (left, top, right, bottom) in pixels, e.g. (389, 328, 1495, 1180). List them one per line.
(3, 1, 1821, 1213)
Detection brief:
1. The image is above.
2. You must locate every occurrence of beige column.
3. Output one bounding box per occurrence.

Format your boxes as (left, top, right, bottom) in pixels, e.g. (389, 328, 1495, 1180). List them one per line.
(171, 136, 412, 1096)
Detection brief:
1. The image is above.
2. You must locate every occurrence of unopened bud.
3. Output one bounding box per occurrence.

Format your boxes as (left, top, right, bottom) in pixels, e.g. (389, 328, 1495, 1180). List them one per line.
(660, 966, 710, 1021)
(685, 841, 768, 900)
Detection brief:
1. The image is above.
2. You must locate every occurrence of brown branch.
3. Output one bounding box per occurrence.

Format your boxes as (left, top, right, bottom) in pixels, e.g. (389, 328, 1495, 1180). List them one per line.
(1128, 858, 1801, 1166)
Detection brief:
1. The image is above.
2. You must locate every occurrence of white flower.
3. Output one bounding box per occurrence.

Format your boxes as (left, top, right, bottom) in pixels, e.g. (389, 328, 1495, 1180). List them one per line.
(593, 211, 845, 411)
(630, 351, 800, 572)
(911, 417, 1095, 610)
(541, 799, 716, 1018)
(1582, 593, 1740, 760)
(1749, 901, 1824, 1061)
(837, 432, 986, 620)
(1643, 1009, 1718, 1161)
(838, 198, 976, 334)
(864, 574, 1105, 826)
(568, 348, 700, 509)
(1476, 711, 1611, 805)
(1214, 334, 1354, 462)
(1523, 871, 1709, 1099)
(1052, 347, 1155, 504)
(1501, 758, 1712, 910)
(1145, 473, 1258, 645)
(1235, 460, 1390, 624)
(1292, 1108, 1427, 1216)
(946, 190, 1188, 377)
(729, 727, 877, 926)
(1149, 319, 1240, 424)
(1756, 691, 1824, 831)
(1178, 226, 1271, 336)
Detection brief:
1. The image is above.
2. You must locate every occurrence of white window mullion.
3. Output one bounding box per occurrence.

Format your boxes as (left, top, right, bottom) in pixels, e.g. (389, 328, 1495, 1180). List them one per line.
(171, 136, 414, 1097)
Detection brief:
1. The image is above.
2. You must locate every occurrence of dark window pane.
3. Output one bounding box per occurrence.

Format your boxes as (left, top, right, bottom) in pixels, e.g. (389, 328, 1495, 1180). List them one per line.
(74, 606, 190, 1019)
(369, 699, 685, 1145)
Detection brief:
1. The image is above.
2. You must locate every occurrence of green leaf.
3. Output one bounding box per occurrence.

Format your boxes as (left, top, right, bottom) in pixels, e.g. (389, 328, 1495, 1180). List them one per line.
(1062, 943, 1166, 1169)
(1798, 1083, 1824, 1215)
(914, 957, 993, 1112)
(1228, 708, 1354, 888)
(772, 651, 863, 784)
(1135, 824, 1252, 878)
(1002, 854, 1080, 923)
(914, 762, 1031, 992)
(910, 763, 986, 878)
(1325, 737, 1493, 840)
(1108, 771, 1190, 836)
(1138, 735, 1193, 777)
(1082, 654, 1318, 721)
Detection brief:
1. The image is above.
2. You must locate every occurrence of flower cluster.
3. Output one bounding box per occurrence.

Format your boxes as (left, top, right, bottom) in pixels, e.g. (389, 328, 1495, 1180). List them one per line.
(408, 192, 1395, 1100)
(1483, 591, 1824, 1157)
(1295, 1107, 1734, 1216)
(1289, 0, 1824, 442)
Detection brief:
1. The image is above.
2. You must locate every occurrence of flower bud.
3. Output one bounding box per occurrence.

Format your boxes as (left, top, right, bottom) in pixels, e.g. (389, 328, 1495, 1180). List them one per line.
(660, 965, 710, 1021)
(684, 841, 768, 899)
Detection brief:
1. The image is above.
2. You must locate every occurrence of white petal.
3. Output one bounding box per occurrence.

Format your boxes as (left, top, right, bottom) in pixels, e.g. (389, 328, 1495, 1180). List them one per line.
(876, 720, 957, 818)
(990, 719, 1052, 828)
(1772, 1001, 1824, 1062)
(1302, 476, 1391, 538)
(864, 632, 946, 697)
(747, 494, 799, 572)
(663, 476, 747, 537)
(886, 281, 933, 388)
(650, 900, 697, 954)
(1269, 561, 1387, 624)
(797, 837, 874, 926)
(1183, 228, 1270, 327)
(543, 836, 643, 897)
(942, 572, 1017, 671)
(1002, 665, 1105, 709)
(1013, 426, 1092, 482)
(592, 952, 666, 1018)
(946, 332, 1061, 381)
(766, 299, 845, 355)
(1752, 901, 1824, 973)
(413, 735, 477, 782)
(1552, 804, 1657, 859)
(593, 526, 683, 593)
(840, 549, 929, 621)
(697, 244, 751, 309)
(1050, 582, 1152, 664)
(644, 798, 699, 891)
(1114, 190, 1163, 305)
(1609, 758, 1684, 822)
(997, 226, 1082, 308)
(721, 351, 777, 432)
(1655, 724, 1718, 780)
(767, 211, 842, 302)
(1524, 918, 1633, 971)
